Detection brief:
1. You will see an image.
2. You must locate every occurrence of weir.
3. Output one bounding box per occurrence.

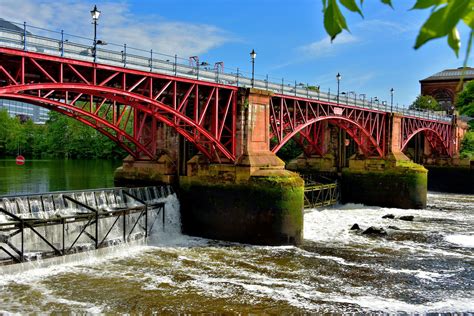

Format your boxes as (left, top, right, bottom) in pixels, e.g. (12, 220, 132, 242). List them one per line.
(301, 176, 339, 209)
(0, 186, 175, 265)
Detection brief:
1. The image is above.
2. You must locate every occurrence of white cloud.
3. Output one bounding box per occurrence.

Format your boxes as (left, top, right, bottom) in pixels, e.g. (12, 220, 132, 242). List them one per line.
(354, 19, 413, 34)
(298, 33, 359, 58)
(0, 0, 232, 57)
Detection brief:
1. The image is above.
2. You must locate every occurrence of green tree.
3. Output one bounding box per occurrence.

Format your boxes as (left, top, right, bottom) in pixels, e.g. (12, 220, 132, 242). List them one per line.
(409, 95, 441, 111)
(274, 138, 303, 163)
(322, 0, 473, 64)
(456, 80, 474, 158)
(456, 80, 474, 117)
(0, 109, 11, 155)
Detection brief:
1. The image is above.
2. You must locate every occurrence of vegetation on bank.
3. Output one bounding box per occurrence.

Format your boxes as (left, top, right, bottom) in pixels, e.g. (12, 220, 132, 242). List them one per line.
(409, 95, 441, 111)
(457, 80, 474, 159)
(0, 110, 126, 159)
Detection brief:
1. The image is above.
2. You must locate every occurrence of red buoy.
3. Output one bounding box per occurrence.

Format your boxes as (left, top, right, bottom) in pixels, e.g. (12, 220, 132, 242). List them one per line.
(15, 155, 25, 165)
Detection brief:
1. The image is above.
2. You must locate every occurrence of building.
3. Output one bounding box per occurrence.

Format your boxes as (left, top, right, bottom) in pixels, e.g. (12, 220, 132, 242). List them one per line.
(0, 99, 49, 124)
(0, 19, 49, 123)
(420, 67, 474, 110)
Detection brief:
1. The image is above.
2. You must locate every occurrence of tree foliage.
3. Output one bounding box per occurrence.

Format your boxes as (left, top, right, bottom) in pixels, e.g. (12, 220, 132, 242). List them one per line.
(409, 95, 441, 111)
(456, 80, 474, 159)
(322, 0, 474, 63)
(456, 80, 474, 117)
(274, 138, 303, 163)
(0, 109, 126, 159)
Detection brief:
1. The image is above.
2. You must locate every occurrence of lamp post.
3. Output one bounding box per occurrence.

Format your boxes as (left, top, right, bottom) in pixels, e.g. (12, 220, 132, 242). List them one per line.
(90, 5, 101, 63)
(336, 72, 341, 105)
(359, 93, 366, 106)
(250, 49, 256, 87)
(390, 88, 394, 113)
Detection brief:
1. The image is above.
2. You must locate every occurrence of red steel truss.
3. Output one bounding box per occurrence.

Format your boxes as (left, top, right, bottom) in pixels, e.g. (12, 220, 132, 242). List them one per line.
(400, 116, 453, 157)
(0, 47, 238, 162)
(270, 95, 388, 157)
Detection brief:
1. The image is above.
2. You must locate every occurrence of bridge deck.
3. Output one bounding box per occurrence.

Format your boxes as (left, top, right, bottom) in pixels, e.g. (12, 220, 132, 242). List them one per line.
(0, 21, 452, 123)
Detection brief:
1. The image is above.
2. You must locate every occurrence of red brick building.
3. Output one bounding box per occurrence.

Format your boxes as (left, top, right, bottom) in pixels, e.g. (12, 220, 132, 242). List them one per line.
(420, 67, 474, 110)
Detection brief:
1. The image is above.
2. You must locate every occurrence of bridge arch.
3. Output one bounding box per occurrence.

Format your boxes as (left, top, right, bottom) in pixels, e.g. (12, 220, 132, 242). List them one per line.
(271, 116, 384, 157)
(0, 82, 237, 161)
(401, 127, 450, 156)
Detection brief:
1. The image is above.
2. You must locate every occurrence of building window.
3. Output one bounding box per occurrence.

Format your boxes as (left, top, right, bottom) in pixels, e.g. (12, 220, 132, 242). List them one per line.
(433, 89, 454, 110)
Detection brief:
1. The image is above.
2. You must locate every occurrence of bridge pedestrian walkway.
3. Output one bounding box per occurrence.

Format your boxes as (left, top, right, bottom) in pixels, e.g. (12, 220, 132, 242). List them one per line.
(0, 19, 452, 123)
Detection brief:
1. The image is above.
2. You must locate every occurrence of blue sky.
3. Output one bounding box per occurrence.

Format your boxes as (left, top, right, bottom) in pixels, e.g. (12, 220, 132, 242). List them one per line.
(1, 0, 472, 105)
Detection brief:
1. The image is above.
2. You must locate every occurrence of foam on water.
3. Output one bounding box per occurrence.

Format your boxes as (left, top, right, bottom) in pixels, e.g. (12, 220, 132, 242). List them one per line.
(0, 191, 472, 313)
(445, 234, 474, 248)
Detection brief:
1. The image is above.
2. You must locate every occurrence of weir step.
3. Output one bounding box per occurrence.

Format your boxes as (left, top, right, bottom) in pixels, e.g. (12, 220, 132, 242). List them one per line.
(0, 186, 174, 265)
(301, 175, 340, 209)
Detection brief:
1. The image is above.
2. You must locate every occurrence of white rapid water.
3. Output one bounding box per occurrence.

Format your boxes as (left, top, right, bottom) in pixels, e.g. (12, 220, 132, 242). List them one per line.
(0, 191, 472, 313)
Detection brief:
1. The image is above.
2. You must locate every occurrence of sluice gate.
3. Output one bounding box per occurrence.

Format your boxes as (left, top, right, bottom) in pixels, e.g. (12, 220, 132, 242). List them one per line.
(302, 175, 340, 209)
(0, 186, 174, 265)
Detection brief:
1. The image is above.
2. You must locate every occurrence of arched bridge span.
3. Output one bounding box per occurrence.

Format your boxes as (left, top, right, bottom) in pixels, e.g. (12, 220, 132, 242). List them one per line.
(0, 47, 456, 162)
(269, 95, 388, 157)
(400, 116, 452, 156)
(0, 47, 238, 162)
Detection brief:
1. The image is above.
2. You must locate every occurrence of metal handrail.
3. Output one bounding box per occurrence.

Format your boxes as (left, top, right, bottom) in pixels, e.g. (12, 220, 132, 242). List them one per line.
(0, 19, 453, 123)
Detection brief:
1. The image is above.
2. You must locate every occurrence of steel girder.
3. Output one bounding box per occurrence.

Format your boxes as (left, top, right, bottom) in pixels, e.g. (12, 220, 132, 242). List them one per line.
(400, 116, 453, 157)
(270, 95, 387, 157)
(0, 47, 238, 162)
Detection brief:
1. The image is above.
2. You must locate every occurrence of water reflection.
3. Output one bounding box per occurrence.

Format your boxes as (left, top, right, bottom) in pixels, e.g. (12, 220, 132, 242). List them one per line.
(0, 159, 121, 195)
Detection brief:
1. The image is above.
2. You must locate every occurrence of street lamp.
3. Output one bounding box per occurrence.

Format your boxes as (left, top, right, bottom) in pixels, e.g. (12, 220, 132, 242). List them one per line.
(359, 93, 366, 105)
(250, 49, 256, 88)
(390, 88, 394, 113)
(90, 5, 101, 63)
(336, 72, 341, 105)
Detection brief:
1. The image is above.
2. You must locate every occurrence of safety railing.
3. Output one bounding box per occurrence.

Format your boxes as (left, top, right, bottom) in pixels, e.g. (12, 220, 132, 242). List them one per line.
(0, 20, 453, 123)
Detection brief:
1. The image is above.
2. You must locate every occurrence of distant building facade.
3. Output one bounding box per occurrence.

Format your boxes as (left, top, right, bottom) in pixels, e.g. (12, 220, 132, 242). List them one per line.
(0, 99, 49, 124)
(420, 67, 474, 110)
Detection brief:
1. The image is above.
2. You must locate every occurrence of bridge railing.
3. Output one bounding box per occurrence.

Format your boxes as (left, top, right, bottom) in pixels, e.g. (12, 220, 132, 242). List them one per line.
(0, 20, 453, 123)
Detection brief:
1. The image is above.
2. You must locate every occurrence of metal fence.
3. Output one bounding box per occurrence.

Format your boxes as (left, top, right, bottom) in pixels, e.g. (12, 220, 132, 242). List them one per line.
(0, 19, 453, 123)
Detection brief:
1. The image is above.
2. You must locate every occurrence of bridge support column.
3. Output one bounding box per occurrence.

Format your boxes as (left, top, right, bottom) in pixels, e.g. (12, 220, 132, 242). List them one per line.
(179, 89, 304, 245)
(341, 153, 427, 209)
(422, 118, 473, 194)
(114, 123, 179, 185)
(342, 114, 427, 209)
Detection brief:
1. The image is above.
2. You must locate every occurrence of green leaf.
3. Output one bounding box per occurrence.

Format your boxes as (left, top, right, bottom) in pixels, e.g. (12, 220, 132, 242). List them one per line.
(380, 0, 393, 8)
(444, 0, 470, 30)
(324, 0, 349, 41)
(414, 6, 449, 49)
(463, 10, 474, 28)
(447, 27, 461, 56)
(411, 0, 447, 10)
(340, 0, 363, 17)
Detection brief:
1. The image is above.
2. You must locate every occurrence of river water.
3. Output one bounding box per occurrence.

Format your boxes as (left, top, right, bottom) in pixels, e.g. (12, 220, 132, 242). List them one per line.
(0, 159, 473, 313)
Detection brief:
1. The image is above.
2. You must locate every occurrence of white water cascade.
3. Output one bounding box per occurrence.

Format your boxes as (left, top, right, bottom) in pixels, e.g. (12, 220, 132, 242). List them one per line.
(0, 186, 179, 264)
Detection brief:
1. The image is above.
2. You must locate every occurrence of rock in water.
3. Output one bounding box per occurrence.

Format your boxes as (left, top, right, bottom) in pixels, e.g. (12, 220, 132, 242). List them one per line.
(388, 226, 400, 230)
(362, 226, 387, 236)
(399, 215, 414, 221)
(350, 223, 361, 230)
(382, 214, 395, 219)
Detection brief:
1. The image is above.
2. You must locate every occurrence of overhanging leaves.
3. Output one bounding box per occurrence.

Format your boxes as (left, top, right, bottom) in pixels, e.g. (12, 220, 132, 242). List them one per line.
(411, 0, 447, 10)
(447, 27, 461, 56)
(340, 0, 363, 17)
(324, 0, 349, 41)
(414, 0, 470, 50)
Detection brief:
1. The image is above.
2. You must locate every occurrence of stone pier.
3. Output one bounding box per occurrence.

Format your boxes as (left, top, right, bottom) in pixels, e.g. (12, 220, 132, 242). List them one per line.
(115, 88, 304, 245)
(179, 89, 304, 245)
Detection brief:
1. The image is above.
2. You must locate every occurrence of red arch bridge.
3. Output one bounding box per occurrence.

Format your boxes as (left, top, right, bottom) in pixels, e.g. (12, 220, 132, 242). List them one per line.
(0, 25, 461, 165)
